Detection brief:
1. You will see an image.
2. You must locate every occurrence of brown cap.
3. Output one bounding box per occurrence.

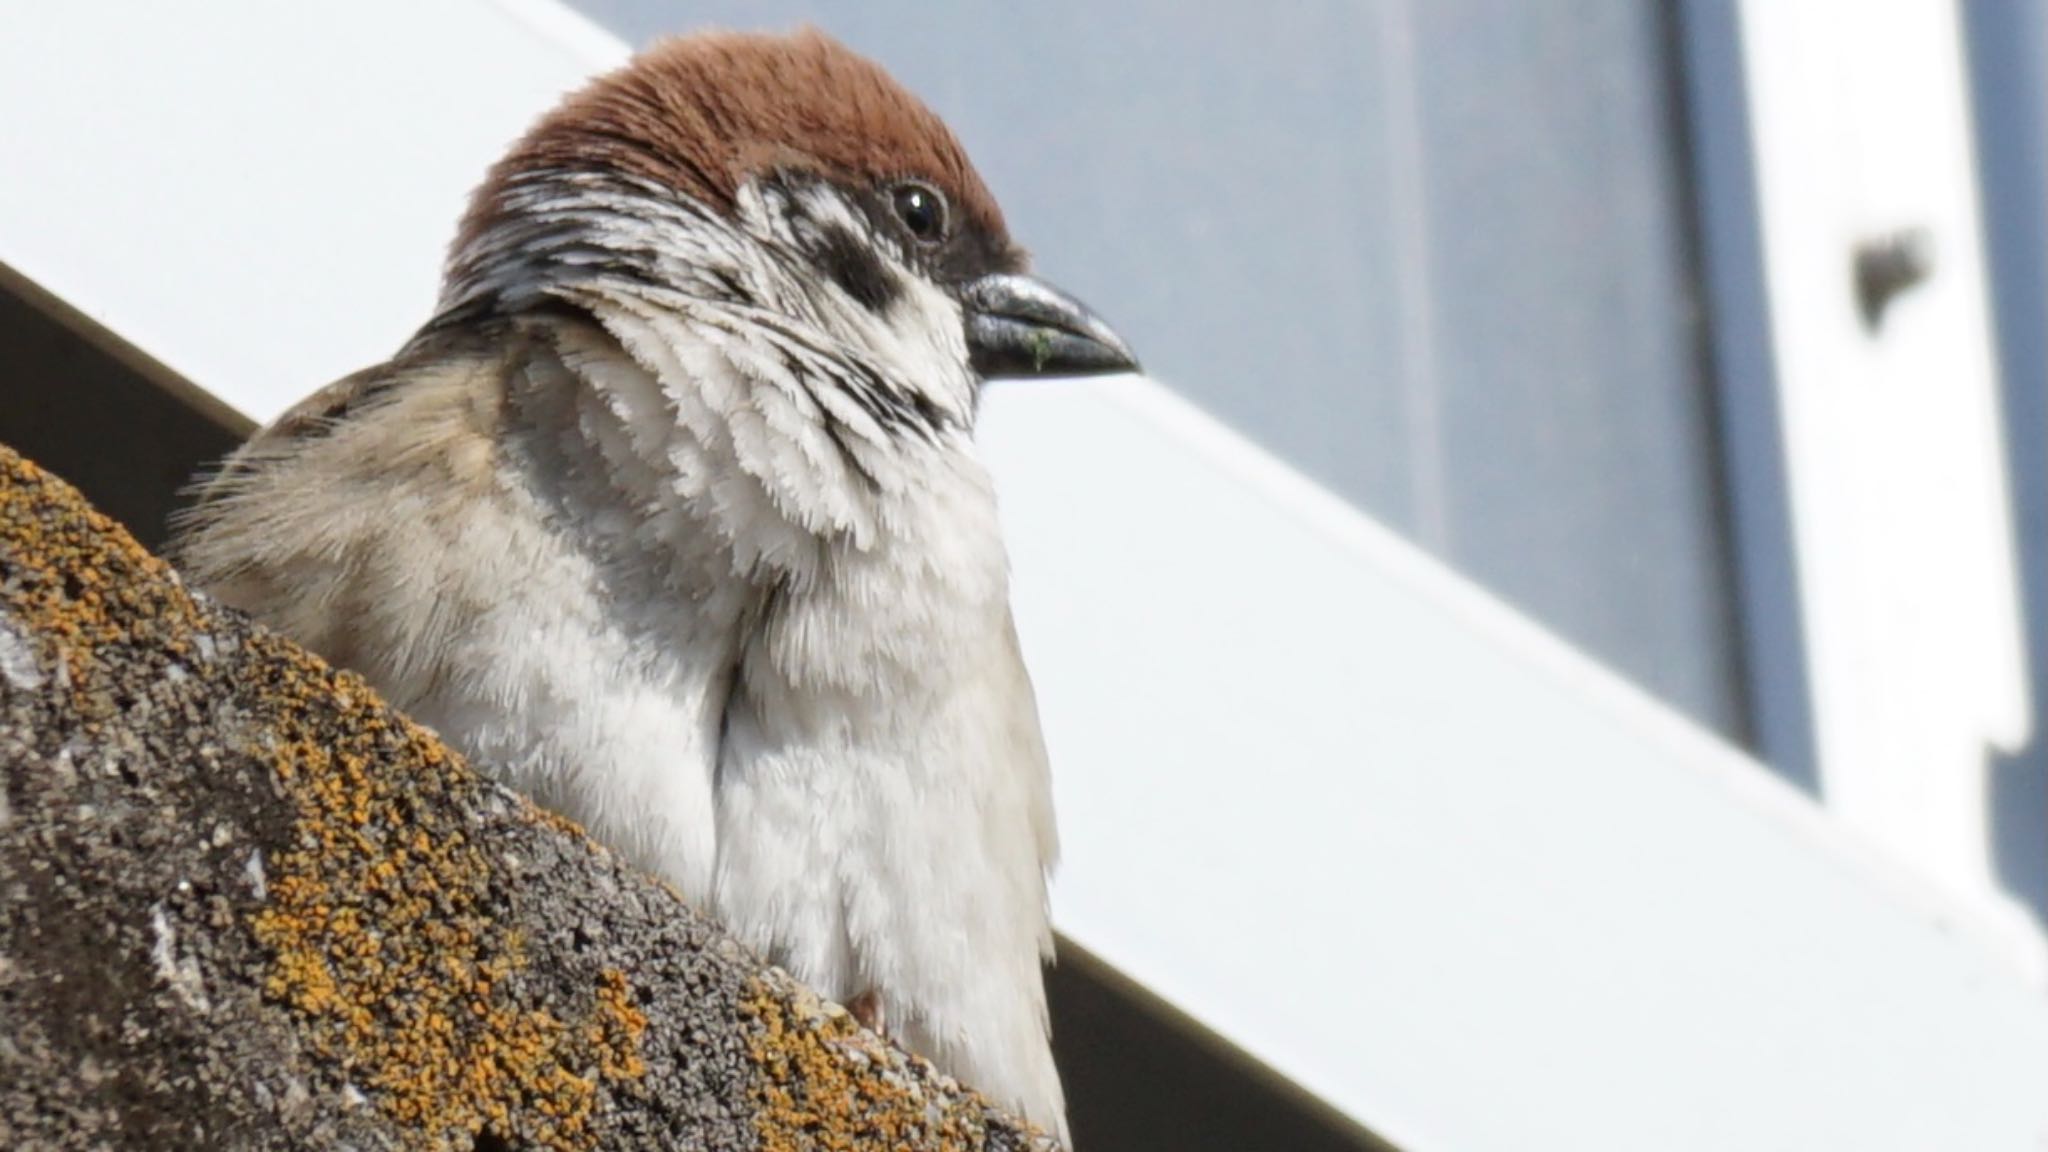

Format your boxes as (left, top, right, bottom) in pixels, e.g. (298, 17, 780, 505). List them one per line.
(456, 28, 1008, 255)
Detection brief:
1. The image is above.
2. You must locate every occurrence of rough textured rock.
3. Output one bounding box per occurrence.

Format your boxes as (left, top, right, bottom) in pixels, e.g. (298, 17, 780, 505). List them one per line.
(0, 444, 1053, 1152)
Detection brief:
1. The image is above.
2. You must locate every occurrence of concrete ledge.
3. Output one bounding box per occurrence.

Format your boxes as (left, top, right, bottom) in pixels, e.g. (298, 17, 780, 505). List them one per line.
(0, 443, 1051, 1151)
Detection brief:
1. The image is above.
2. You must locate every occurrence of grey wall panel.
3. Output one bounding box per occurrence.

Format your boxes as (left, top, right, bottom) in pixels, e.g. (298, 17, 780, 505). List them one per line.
(1403, 2, 1742, 736)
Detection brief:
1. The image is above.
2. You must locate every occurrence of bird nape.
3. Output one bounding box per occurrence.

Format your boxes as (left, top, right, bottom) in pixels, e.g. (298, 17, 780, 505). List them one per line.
(168, 27, 1137, 1146)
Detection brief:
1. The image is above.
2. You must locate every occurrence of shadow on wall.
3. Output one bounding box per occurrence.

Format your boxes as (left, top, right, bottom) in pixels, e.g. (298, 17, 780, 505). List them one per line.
(0, 264, 246, 551)
(1966, 3, 2048, 932)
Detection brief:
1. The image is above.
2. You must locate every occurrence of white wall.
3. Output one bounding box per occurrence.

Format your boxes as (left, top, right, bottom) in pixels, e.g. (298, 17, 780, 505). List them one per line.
(3, 2, 2045, 1148)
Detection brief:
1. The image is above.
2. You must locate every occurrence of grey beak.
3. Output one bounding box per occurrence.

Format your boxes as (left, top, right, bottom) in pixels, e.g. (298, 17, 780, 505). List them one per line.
(962, 273, 1140, 379)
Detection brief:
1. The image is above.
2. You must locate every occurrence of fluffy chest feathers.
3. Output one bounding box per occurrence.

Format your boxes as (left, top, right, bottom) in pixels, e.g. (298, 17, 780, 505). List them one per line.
(518, 309, 1067, 1135)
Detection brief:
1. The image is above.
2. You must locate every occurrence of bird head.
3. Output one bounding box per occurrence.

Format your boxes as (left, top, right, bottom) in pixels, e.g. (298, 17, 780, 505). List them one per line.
(441, 28, 1136, 433)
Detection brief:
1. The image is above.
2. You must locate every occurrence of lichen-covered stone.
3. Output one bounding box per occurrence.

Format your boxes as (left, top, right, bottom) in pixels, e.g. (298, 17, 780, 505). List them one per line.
(0, 444, 1054, 1151)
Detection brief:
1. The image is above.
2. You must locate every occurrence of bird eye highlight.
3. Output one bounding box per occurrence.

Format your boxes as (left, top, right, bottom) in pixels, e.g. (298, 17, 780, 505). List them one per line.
(890, 182, 949, 244)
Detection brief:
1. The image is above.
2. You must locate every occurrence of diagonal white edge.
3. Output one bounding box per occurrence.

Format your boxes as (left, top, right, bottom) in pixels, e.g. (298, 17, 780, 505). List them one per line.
(3, 1, 2046, 1149)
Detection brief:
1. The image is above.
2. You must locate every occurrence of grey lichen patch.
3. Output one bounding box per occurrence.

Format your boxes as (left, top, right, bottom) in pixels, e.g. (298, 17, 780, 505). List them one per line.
(243, 848, 269, 900)
(0, 606, 44, 691)
(0, 442, 1054, 1150)
(149, 901, 216, 1015)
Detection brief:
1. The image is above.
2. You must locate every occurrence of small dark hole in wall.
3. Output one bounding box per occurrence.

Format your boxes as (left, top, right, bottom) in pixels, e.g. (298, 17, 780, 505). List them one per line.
(472, 1131, 517, 1152)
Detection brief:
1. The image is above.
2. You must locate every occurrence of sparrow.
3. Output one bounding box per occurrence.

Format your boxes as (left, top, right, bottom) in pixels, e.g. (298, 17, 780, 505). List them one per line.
(169, 28, 1136, 1143)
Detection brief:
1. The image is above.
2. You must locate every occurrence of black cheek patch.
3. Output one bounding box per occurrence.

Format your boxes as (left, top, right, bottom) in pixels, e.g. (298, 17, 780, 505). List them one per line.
(815, 225, 901, 312)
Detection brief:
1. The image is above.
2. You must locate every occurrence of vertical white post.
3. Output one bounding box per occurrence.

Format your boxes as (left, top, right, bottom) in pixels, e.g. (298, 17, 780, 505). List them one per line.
(1738, 0, 2037, 970)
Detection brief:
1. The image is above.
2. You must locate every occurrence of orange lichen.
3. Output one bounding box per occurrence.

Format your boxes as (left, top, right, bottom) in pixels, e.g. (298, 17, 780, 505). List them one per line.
(0, 452, 195, 696)
(742, 981, 994, 1152)
(246, 644, 650, 1151)
(590, 969, 650, 1083)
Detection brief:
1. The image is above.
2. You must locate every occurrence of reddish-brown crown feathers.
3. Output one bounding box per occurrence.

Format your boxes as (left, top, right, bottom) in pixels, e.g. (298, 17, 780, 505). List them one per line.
(458, 29, 1007, 252)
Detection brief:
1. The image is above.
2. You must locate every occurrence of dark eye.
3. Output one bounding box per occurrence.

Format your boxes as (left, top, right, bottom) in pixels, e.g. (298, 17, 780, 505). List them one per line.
(891, 182, 949, 244)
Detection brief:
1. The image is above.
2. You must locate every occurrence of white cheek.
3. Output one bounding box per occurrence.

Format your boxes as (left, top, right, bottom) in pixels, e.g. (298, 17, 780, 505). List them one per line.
(880, 278, 976, 401)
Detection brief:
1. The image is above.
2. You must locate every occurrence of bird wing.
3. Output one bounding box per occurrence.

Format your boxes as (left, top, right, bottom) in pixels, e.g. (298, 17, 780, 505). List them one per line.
(167, 327, 524, 679)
